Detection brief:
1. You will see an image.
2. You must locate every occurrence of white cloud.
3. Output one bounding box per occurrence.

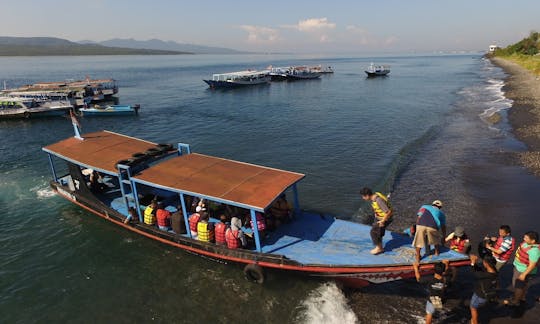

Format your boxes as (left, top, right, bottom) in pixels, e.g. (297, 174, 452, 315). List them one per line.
(282, 18, 336, 32)
(239, 25, 279, 43)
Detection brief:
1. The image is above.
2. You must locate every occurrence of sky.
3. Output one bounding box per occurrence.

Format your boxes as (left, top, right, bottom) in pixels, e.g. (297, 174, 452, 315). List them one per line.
(3, 0, 540, 53)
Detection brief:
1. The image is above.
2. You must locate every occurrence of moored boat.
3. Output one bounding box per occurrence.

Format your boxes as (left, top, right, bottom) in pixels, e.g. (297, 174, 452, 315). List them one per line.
(79, 104, 140, 116)
(203, 70, 270, 88)
(2, 77, 118, 107)
(0, 96, 72, 119)
(311, 65, 334, 74)
(365, 63, 390, 77)
(42, 129, 469, 287)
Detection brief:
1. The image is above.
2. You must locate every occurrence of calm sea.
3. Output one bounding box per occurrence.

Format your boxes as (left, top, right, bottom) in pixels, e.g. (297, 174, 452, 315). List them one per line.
(1, 54, 539, 323)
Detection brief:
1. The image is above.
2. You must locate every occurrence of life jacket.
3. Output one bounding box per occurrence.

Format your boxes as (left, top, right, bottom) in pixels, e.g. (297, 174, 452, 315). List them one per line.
(215, 222, 228, 245)
(449, 235, 469, 253)
(188, 213, 200, 233)
(494, 235, 515, 262)
(515, 242, 540, 266)
(156, 209, 171, 227)
(143, 206, 156, 225)
(197, 222, 214, 242)
(251, 212, 266, 231)
(372, 192, 392, 220)
(225, 228, 241, 249)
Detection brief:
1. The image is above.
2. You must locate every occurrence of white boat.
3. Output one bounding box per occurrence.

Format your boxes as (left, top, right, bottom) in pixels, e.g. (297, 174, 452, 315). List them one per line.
(203, 70, 270, 88)
(269, 66, 322, 81)
(0, 96, 73, 119)
(311, 65, 334, 74)
(365, 63, 390, 77)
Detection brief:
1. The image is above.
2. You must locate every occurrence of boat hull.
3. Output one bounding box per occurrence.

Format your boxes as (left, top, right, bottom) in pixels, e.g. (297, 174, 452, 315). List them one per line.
(0, 108, 70, 119)
(79, 105, 139, 116)
(365, 71, 390, 77)
(48, 179, 469, 287)
(203, 78, 270, 89)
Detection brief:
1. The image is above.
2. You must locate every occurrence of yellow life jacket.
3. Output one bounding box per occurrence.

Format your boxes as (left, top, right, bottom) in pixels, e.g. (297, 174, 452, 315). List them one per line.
(197, 222, 214, 242)
(371, 192, 392, 220)
(144, 206, 156, 225)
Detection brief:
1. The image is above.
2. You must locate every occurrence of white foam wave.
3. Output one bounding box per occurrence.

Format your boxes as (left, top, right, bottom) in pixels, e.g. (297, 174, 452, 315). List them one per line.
(478, 78, 513, 122)
(35, 187, 57, 199)
(298, 282, 358, 324)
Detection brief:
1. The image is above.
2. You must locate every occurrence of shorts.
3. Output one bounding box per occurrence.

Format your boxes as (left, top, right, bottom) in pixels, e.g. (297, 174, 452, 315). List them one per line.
(425, 301, 440, 315)
(413, 225, 441, 248)
(470, 292, 487, 309)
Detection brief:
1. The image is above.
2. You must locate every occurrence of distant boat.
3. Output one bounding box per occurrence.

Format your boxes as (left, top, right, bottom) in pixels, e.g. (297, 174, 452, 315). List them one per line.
(2, 77, 118, 107)
(311, 65, 334, 74)
(203, 70, 270, 88)
(365, 63, 390, 77)
(0, 96, 72, 119)
(79, 104, 140, 116)
(269, 66, 322, 81)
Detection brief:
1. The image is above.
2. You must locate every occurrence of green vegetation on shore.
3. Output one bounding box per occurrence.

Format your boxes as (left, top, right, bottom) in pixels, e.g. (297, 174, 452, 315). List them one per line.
(491, 31, 540, 74)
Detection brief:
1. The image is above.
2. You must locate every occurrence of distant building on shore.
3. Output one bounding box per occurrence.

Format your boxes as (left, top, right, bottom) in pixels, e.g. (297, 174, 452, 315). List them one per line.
(489, 44, 499, 52)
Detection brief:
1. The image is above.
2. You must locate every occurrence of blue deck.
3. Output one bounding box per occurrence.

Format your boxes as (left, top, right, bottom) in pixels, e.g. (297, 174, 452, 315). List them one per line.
(261, 212, 467, 266)
(107, 193, 466, 267)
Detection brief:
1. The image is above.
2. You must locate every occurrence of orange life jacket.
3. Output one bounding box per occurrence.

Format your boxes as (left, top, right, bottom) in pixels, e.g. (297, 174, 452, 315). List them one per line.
(225, 228, 241, 249)
(215, 222, 228, 245)
(188, 213, 200, 233)
(515, 242, 539, 266)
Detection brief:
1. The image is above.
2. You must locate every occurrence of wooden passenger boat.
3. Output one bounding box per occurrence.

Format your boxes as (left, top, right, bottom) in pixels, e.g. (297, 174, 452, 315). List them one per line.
(203, 70, 270, 88)
(0, 96, 72, 119)
(42, 128, 469, 287)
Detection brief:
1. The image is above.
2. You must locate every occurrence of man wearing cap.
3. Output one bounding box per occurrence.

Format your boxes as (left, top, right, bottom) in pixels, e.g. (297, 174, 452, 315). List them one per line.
(445, 226, 471, 254)
(413, 200, 446, 263)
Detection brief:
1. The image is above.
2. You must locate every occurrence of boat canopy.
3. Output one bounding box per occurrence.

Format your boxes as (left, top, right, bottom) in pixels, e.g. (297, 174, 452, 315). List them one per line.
(131, 153, 305, 212)
(212, 70, 269, 81)
(42, 130, 157, 174)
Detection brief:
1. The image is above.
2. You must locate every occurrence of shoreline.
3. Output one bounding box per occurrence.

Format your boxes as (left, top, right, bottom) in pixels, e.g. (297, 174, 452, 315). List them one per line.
(489, 56, 540, 176)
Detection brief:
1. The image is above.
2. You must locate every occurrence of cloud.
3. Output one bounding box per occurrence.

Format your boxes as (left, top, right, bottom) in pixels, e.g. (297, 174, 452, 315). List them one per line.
(282, 18, 336, 32)
(239, 25, 279, 43)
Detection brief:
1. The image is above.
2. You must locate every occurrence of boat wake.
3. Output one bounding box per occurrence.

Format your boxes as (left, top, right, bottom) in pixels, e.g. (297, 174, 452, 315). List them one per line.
(33, 185, 56, 199)
(297, 282, 358, 324)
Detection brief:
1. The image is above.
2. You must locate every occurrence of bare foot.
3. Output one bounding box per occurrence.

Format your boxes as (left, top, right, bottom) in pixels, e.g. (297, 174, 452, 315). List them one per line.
(370, 247, 384, 255)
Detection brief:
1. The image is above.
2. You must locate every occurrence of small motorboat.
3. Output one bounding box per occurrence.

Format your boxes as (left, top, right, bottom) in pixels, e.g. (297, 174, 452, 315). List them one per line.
(79, 104, 140, 116)
(365, 63, 390, 77)
(0, 96, 72, 119)
(203, 70, 271, 88)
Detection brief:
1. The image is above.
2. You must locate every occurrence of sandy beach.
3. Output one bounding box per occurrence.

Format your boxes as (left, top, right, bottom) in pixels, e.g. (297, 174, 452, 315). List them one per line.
(490, 57, 540, 176)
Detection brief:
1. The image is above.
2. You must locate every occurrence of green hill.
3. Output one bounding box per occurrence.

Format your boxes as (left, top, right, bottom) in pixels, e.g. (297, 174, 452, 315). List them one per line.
(0, 37, 192, 56)
(491, 31, 540, 74)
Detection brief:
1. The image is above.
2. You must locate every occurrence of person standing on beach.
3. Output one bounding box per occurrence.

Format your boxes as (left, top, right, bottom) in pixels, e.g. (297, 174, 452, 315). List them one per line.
(468, 254, 498, 324)
(413, 260, 450, 324)
(484, 225, 515, 271)
(360, 187, 393, 255)
(504, 231, 540, 307)
(412, 200, 446, 263)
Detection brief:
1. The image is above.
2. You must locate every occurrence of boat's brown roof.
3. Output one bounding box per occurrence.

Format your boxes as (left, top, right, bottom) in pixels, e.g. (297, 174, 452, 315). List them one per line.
(43, 130, 157, 173)
(132, 153, 305, 211)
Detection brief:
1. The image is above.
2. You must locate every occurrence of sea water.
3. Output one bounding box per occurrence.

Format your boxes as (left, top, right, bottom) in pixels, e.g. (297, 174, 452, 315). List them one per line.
(1, 54, 539, 323)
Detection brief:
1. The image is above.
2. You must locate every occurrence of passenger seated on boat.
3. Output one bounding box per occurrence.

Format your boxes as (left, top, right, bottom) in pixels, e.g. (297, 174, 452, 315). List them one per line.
(123, 207, 139, 225)
(156, 202, 172, 231)
(214, 215, 229, 245)
(143, 200, 158, 225)
(248, 212, 267, 238)
(188, 206, 203, 238)
(170, 205, 186, 234)
(270, 193, 292, 226)
(225, 217, 247, 249)
(197, 212, 215, 243)
(89, 170, 106, 193)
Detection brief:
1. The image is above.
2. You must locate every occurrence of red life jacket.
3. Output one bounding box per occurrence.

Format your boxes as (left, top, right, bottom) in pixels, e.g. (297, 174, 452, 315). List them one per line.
(225, 228, 241, 249)
(494, 235, 515, 262)
(449, 235, 469, 253)
(188, 213, 200, 233)
(215, 222, 228, 245)
(515, 242, 539, 266)
(251, 212, 266, 231)
(156, 209, 171, 227)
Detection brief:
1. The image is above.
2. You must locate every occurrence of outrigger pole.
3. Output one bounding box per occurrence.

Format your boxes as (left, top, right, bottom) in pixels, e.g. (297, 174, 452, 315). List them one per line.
(70, 110, 83, 140)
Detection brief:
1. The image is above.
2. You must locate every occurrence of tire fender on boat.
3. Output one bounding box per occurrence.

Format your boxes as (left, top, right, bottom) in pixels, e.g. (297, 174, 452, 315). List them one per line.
(244, 263, 265, 284)
(23, 111, 30, 119)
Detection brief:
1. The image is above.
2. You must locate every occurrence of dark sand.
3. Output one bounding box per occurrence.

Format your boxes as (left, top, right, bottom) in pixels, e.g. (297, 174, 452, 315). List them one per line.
(491, 57, 540, 176)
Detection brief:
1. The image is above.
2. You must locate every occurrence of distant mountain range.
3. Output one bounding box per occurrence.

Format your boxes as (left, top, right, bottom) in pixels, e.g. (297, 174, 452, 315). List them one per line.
(79, 38, 247, 54)
(0, 37, 191, 56)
